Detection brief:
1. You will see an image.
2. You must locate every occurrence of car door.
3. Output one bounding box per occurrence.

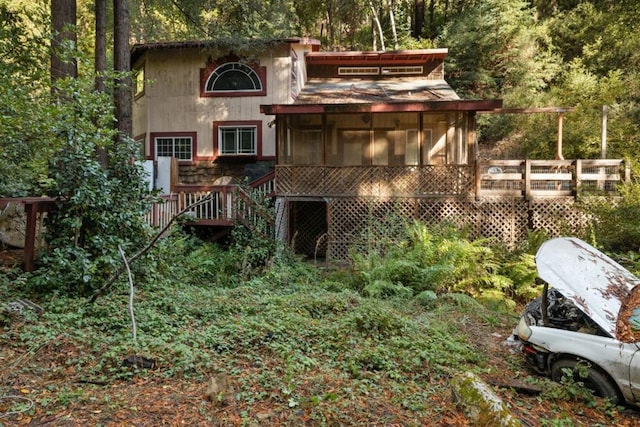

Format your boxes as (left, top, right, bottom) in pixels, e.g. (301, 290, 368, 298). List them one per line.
(629, 346, 640, 402)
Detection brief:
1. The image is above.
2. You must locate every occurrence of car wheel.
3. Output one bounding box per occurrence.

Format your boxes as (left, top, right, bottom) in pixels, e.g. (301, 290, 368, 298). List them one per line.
(551, 358, 621, 404)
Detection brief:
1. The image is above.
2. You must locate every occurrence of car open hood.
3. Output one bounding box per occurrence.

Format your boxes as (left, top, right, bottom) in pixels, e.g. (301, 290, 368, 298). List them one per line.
(535, 237, 640, 338)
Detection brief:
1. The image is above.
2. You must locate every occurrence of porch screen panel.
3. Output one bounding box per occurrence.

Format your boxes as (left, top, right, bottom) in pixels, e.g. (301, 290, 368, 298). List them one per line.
(340, 130, 368, 165)
(373, 130, 391, 165)
(372, 113, 419, 166)
(406, 129, 419, 165)
(281, 115, 322, 165)
(291, 130, 322, 164)
(454, 112, 469, 164)
(423, 113, 448, 165)
(327, 114, 370, 166)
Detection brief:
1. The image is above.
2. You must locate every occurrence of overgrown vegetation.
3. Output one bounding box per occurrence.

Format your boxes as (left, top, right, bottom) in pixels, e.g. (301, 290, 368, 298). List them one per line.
(0, 224, 627, 425)
(580, 181, 640, 262)
(344, 216, 541, 311)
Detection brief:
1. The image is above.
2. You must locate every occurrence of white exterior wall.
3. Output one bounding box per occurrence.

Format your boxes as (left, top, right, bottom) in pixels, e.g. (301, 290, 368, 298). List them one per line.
(132, 42, 314, 161)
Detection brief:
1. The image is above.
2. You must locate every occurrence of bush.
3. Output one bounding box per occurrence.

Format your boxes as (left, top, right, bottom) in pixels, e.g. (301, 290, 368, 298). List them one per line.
(582, 181, 640, 253)
(350, 220, 538, 307)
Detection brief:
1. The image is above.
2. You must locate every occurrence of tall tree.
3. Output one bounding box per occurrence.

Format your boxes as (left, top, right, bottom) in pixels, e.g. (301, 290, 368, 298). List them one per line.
(94, 0, 106, 92)
(114, 0, 131, 140)
(94, 0, 108, 168)
(50, 0, 77, 84)
(413, 0, 424, 38)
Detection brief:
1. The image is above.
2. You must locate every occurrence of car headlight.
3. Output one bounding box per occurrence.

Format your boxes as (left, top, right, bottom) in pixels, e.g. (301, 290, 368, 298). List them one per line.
(516, 316, 532, 341)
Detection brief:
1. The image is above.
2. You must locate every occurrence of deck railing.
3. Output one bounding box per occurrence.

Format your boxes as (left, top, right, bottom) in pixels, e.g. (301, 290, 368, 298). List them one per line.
(276, 159, 628, 199)
(476, 159, 629, 198)
(145, 171, 276, 228)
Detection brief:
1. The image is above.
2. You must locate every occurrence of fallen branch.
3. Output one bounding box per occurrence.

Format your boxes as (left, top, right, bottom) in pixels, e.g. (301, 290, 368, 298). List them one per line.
(119, 244, 137, 346)
(88, 194, 217, 304)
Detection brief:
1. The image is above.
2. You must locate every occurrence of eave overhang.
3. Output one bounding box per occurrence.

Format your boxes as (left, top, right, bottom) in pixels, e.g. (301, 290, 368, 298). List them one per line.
(260, 99, 503, 115)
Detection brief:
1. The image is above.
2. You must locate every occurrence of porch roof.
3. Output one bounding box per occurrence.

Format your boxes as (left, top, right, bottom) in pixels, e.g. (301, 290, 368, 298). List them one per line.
(262, 76, 502, 114)
(296, 78, 459, 104)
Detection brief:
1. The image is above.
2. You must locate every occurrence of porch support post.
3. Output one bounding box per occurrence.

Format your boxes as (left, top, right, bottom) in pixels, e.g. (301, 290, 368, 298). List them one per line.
(23, 201, 39, 272)
(601, 105, 608, 159)
(556, 113, 564, 160)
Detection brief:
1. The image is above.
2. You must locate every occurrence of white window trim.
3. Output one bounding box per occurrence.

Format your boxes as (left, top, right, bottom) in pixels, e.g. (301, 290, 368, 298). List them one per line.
(154, 136, 193, 161)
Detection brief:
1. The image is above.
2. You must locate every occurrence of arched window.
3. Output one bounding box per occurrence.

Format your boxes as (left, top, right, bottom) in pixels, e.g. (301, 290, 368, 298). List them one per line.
(204, 62, 262, 93)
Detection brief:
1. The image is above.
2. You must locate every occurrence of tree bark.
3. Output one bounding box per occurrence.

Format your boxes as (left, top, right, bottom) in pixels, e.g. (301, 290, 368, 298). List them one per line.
(95, 0, 108, 168)
(50, 0, 77, 85)
(413, 0, 425, 39)
(369, 0, 386, 51)
(388, 0, 398, 50)
(95, 0, 107, 92)
(114, 0, 132, 141)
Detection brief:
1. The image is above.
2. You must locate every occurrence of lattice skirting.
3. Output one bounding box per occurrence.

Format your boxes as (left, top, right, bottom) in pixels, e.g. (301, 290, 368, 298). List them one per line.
(318, 197, 590, 262)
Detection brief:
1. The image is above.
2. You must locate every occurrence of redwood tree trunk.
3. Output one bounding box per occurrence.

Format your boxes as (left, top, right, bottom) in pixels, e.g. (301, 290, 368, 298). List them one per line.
(95, 0, 108, 168)
(50, 0, 77, 84)
(95, 0, 107, 92)
(113, 0, 132, 141)
(413, 0, 425, 39)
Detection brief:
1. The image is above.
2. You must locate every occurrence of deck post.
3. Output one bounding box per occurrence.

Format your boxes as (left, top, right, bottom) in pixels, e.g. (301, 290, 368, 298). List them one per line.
(556, 113, 564, 160)
(475, 161, 483, 200)
(524, 160, 532, 200)
(575, 159, 582, 194)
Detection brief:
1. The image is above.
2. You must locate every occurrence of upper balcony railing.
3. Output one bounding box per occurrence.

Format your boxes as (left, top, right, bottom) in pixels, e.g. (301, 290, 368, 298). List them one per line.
(275, 159, 629, 199)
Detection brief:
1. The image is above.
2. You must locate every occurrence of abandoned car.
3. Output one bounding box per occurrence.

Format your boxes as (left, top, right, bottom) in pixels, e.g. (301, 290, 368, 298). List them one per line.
(514, 237, 640, 405)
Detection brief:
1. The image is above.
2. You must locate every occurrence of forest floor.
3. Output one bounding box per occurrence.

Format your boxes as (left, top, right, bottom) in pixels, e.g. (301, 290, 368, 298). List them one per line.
(3, 310, 640, 426)
(2, 246, 640, 426)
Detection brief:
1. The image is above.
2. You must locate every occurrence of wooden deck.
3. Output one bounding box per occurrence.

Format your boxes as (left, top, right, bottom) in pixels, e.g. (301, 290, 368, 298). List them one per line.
(274, 159, 628, 200)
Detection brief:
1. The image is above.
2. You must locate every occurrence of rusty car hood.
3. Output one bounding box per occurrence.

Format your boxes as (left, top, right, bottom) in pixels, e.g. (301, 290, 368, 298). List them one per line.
(535, 237, 640, 338)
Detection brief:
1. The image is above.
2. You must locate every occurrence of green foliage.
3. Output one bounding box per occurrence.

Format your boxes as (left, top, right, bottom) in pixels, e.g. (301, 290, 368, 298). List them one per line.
(0, 3, 52, 196)
(0, 237, 485, 423)
(0, 5, 153, 296)
(24, 74, 153, 296)
(350, 219, 537, 307)
(581, 182, 640, 253)
(440, 0, 559, 101)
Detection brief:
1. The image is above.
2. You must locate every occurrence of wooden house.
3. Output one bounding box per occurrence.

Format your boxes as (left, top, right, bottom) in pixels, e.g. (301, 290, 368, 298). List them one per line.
(261, 49, 627, 260)
(132, 40, 627, 261)
(131, 37, 320, 188)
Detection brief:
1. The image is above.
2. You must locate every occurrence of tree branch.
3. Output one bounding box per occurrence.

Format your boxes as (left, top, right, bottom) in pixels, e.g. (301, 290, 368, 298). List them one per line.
(87, 194, 217, 304)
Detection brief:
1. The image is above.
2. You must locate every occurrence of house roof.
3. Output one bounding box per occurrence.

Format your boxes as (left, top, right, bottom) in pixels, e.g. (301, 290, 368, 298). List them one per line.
(130, 37, 321, 63)
(262, 48, 503, 114)
(262, 77, 502, 115)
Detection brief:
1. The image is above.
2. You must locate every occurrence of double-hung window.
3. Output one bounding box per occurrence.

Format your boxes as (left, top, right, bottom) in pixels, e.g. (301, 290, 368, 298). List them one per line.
(219, 126, 257, 156)
(155, 136, 193, 161)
